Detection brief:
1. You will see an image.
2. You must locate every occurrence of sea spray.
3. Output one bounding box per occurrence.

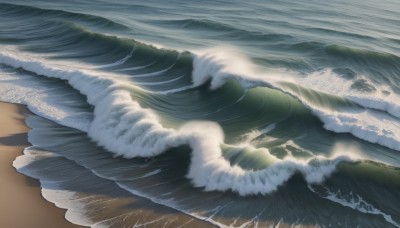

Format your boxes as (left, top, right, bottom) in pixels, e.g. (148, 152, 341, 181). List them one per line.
(191, 48, 400, 151)
(0, 47, 359, 195)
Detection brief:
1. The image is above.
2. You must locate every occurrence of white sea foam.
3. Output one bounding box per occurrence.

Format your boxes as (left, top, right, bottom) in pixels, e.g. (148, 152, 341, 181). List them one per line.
(181, 121, 353, 195)
(192, 47, 283, 90)
(308, 186, 400, 227)
(239, 123, 276, 145)
(0, 47, 357, 196)
(191, 47, 400, 152)
(298, 69, 400, 118)
(13, 147, 93, 227)
(0, 64, 92, 131)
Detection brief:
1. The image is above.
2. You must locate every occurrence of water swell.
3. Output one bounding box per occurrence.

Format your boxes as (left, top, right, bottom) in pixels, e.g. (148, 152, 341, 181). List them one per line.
(191, 48, 400, 152)
(0, 47, 360, 196)
(0, 3, 129, 31)
(1, 1, 399, 227)
(325, 44, 400, 69)
(152, 18, 294, 42)
(0, 22, 398, 196)
(0, 16, 195, 92)
(13, 114, 399, 227)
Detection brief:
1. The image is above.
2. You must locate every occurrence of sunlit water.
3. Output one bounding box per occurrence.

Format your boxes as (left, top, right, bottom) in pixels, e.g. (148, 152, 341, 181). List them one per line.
(1, 0, 399, 227)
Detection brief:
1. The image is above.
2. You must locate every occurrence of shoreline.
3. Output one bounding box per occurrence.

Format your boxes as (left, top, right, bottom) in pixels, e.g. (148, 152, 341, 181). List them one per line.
(0, 102, 82, 228)
(0, 102, 214, 228)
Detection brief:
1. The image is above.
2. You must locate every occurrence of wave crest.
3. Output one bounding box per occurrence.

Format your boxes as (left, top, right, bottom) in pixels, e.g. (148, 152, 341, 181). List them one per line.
(0, 47, 359, 195)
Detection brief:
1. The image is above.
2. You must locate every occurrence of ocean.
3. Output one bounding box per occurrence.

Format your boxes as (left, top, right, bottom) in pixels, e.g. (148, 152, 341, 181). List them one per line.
(0, 0, 399, 227)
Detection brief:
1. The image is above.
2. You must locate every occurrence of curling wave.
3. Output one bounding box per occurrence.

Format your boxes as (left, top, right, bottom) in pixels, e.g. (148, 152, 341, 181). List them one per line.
(0, 47, 361, 196)
(191, 47, 400, 152)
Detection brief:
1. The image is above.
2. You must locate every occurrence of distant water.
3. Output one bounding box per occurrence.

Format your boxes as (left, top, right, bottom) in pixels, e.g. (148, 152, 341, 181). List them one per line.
(1, 0, 400, 227)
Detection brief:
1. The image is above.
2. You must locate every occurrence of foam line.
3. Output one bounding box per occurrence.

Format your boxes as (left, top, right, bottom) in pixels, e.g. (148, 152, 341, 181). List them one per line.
(191, 47, 400, 152)
(309, 186, 400, 227)
(298, 69, 400, 119)
(0, 47, 357, 196)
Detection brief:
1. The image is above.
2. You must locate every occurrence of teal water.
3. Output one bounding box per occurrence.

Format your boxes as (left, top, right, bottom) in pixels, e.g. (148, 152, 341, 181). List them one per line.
(0, 0, 399, 227)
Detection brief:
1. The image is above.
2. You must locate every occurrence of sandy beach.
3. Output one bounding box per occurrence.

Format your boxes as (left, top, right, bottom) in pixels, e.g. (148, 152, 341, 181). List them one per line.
(0, 102, 83, 228)
(0, 102, 214, 228)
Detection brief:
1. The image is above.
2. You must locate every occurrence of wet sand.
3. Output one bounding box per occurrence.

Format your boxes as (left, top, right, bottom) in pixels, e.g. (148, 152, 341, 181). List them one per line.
(0, 102, 214, 228)
(0, 102, 82, 228)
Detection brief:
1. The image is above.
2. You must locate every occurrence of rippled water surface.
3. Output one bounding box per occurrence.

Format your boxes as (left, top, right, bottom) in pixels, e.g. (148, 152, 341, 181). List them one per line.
(1, 0, 399, 227)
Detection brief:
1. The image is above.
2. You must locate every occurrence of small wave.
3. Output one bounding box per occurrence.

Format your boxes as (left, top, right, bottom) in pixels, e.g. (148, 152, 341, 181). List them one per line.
(309, 185, 400, 227)
(0, 3, 129, 31)
(0, 63, 93, 131)
(325, 45, 400, 68)
(153, 18, 293, 42)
